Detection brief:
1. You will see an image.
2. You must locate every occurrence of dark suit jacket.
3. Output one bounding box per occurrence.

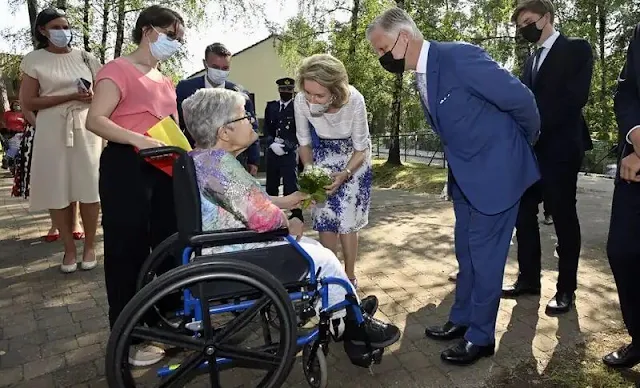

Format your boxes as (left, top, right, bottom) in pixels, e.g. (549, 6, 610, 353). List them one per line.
(175, 76, 260, 165)
(614, 23, 640, 182)
(263, 100, 297, 165)
(521, 34, 594, 169)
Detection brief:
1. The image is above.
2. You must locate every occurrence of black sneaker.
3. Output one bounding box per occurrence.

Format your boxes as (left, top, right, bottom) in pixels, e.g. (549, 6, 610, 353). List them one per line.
(360, 295, 378, 316)
(344, 315, 401, 348)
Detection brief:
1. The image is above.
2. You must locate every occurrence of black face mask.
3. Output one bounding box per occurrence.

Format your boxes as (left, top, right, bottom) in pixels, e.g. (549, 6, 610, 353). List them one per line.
(519, 17, 544, 43)
(279, 92, 293, 102)
(379, 34, 408, 74)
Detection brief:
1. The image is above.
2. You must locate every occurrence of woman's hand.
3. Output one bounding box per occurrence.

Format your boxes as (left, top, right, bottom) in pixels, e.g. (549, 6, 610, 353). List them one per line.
(288, 217, 304, 241)
(324, 171, 349, 196)
(71, 90, 93, 103)
(282, 191, 309, 210)
(130, 133, 166, 150)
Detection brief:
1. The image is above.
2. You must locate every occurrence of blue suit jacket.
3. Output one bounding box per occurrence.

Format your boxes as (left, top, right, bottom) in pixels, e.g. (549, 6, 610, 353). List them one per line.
(419, 41, 541, 215)
(175, 76, 260, 165)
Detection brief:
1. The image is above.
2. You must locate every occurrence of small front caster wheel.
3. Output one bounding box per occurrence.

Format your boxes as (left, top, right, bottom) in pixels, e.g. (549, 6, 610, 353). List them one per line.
(302, 342, 328, 388)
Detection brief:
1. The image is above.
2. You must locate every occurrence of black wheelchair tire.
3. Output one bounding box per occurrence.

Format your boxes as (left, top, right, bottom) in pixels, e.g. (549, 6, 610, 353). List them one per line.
(302, 342, 328, 388)
(135, 232, 180, 292)
(106, 259, 298, 388)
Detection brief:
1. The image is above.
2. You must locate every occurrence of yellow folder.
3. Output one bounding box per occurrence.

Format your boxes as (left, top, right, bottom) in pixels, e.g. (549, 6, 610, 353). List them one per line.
(146, 116, 192, 151)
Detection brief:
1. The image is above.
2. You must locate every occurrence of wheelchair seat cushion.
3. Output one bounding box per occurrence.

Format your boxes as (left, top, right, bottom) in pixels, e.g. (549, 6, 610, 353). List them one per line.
(192, 243, 310, 300)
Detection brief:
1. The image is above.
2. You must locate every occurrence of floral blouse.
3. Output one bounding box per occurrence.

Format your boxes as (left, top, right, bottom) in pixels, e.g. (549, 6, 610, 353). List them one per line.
(191, 148, 288, 253)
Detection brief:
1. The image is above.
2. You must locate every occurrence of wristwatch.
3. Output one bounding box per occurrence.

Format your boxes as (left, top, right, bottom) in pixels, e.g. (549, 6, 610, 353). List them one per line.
(344, 168, 352, 178)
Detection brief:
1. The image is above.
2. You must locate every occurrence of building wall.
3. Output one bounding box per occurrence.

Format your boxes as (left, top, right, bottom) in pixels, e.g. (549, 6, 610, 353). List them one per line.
(190, 37, 292, 121)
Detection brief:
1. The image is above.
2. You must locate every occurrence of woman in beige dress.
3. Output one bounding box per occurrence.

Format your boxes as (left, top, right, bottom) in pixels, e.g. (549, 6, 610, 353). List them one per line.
(19, 7, 103, 273)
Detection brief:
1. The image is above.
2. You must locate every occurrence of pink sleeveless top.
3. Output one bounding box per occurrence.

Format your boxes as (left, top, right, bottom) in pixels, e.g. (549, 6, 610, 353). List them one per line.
(95, 57, 177, 135)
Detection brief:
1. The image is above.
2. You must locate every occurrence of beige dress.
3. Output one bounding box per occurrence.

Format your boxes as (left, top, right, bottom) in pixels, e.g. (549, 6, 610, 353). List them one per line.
(20, 48, 103, 211)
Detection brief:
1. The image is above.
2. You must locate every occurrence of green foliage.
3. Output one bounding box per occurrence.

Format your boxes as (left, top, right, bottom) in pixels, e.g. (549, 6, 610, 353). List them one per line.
(298, 166, 334, 208)
(276, 0, 640, 146)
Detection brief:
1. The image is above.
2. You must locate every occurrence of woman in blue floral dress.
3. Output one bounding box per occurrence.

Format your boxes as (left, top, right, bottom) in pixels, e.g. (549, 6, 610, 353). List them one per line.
(294, 54, 373, 288)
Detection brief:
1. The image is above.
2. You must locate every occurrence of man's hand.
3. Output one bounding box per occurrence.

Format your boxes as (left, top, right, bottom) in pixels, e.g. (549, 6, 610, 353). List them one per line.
(324, 171, 349, 196)
(247, 164, 258, 176)
(288, 217, 304, 241)
(269, 143, 286, 156)
(620, 152, 640, 182)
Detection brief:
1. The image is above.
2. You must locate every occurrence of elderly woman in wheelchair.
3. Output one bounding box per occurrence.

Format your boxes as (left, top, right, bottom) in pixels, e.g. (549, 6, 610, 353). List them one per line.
(104, 88, 400, 387)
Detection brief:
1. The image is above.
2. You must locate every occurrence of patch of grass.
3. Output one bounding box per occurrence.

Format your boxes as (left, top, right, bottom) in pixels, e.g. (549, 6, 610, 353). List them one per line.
(489, 331, 640, 388)
(371, 158, 447, 194)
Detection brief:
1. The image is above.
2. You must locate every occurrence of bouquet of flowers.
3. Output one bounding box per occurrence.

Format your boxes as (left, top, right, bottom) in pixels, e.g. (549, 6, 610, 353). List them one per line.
(298, 165, 333, 209)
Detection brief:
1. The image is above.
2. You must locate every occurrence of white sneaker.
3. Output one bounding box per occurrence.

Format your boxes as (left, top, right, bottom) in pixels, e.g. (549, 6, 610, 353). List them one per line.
(128, 343, 165, 367)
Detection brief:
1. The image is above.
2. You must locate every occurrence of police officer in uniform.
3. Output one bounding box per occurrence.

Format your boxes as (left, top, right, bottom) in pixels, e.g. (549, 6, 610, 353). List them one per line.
(264, 77, 302, 219)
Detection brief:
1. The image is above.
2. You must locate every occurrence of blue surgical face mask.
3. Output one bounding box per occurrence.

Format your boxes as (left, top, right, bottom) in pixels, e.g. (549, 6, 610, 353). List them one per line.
(48, 29, 72, 48)
(149, 27, 182, 61)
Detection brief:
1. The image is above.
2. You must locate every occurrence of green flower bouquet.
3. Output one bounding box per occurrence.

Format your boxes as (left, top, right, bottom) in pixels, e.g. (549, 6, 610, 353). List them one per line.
(298, 165, 333, 209)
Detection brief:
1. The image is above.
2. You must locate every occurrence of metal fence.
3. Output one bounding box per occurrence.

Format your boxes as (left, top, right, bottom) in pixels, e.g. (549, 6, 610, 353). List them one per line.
(370, 132, 618, 176)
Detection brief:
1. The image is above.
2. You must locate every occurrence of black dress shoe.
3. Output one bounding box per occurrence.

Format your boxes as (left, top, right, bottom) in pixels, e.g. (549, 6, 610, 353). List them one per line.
(602, 344, 640, 369)
(360, 295, 378, 316)
(425, 321, 468, 340)
(545, 292, 574, 315)
(502, 280, 541, 298)
(441, 339, 495, 365)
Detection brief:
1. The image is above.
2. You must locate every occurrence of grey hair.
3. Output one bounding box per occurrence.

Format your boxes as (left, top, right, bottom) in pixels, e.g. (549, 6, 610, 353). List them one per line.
(182, 88, 246, 148)
(365, 7, 423, 40)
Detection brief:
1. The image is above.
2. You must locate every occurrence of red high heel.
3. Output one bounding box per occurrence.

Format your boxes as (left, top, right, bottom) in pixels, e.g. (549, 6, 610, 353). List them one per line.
(44, 233, 60, 242)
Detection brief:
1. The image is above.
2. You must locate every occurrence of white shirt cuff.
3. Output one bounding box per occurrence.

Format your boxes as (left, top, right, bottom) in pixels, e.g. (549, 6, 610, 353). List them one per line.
(626, 125, 640, 144)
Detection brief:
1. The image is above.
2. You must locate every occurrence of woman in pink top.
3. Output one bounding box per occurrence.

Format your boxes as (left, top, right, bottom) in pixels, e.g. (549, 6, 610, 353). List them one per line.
(85, 5, 184, 367)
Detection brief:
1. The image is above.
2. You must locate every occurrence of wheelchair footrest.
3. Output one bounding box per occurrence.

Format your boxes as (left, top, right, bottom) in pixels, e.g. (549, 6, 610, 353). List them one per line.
(343, 340, 385, 368)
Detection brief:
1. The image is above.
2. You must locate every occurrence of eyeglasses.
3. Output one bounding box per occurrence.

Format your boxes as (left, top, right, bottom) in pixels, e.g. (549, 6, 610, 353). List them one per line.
(225, 114, 256, 126)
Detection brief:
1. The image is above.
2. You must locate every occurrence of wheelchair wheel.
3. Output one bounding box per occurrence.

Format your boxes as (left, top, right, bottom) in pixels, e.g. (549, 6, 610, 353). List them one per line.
(302, 342, 328, 388)
(106, 259, 298, 388)
(136, 232, 180, 292)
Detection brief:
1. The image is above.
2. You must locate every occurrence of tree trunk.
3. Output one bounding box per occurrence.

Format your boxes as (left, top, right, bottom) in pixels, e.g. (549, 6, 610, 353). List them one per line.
(347, 0, 360, 84)
(597, 2, 607, 133)
(387, 0, 405, 166)
(100, 0, 111, 63)
(83, 0, 91, 52)
(27, 0, 38, 48)
(114, 0, 126, 58)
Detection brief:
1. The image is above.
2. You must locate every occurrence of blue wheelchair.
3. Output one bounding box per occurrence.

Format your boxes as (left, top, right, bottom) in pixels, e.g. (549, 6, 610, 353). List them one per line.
(105, 147, 385, 387)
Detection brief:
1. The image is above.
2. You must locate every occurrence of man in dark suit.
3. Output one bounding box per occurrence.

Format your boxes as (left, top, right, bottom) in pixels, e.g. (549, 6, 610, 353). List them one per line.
(602, 22, 640, 370)
(502, 0, 594, 316)
(176, 43, 260, 175)
(367, 7, 540, 365)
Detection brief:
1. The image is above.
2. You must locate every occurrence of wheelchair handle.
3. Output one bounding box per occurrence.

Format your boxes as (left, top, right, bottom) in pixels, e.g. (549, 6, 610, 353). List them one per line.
(139, 146, 187, 158)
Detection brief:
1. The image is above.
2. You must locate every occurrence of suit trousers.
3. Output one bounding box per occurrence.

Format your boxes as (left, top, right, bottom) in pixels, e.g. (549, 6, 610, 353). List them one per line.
(449, 181, 519, 346)
(266, 152, 298, 196)
(99, 143, 179, 332)
(607, 182, 640, 346)
(515, 157, 582, 292)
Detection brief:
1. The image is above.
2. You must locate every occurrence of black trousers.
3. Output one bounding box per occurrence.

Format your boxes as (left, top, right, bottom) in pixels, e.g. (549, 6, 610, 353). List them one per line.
(265, 154, 298, 196)
(607, 182, 640, 346)
(99, 143, 178, 330)
(515, 157, 582, 293)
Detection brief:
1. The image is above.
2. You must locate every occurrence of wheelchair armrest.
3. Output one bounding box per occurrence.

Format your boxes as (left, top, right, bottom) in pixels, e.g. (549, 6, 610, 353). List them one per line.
(139, 146, 187, 158)
(188, 228, 290, 248)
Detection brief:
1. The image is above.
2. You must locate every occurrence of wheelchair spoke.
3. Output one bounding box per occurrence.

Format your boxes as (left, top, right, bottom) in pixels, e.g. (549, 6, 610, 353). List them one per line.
(158, 352, 204, 388)
(216, 344, 281, 368)
(207, 354, 221, 388)
(215, 296, 271, 344)
(131, 326, 205, 352)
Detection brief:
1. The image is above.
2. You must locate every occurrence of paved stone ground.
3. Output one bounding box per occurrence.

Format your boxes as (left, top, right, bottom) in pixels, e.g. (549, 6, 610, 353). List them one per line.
(0, 170, 632, 387)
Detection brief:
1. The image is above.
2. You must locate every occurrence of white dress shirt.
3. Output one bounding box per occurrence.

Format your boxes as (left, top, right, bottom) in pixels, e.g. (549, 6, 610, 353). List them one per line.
(533, 29, 560, 72)
(415, 40, 431, 111)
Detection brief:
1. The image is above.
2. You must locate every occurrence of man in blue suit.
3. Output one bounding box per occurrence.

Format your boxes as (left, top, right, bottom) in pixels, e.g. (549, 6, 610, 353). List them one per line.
(176, 43, 260, 175)
(367, 7, 541, 365)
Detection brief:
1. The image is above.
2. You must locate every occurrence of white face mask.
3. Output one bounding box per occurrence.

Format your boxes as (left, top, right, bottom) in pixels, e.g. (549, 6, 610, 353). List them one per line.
(309, 102, 330, 115)
(207, 68, 229, 85)
(48, 29, 72, 48)
(149, 28, 182, 61)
